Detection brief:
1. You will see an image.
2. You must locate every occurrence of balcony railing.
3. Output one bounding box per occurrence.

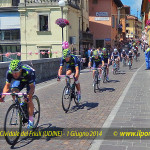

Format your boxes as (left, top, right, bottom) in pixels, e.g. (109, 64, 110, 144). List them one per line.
(80, 31, 93, 43)
(24, 0, 80, 9)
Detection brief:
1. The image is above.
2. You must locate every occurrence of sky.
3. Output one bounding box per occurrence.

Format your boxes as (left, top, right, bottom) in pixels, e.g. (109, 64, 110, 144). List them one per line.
(121, 0, 143, 19)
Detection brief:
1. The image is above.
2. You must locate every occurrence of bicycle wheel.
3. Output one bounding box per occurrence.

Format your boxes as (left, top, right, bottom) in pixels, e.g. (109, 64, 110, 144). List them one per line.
(122, 59, 125, 67)
(32, 95, 40, 129)
(129, 61, 131, 70)
(4, 104, 22, 145)
(62, 86, 71, 112)
(102, 69, 106, 83)
(74, 91, 79, 106)
(97, 77, 101, 90)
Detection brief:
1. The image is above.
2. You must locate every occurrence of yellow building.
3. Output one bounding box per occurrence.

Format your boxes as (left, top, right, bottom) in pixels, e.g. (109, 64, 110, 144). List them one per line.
(18, 0, 91, 60)
(119, 5, 130, 41)
(126, 15, 142, 39)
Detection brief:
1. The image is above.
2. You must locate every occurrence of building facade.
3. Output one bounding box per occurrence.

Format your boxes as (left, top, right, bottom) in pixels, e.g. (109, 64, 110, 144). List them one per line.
(126, 15, 142, 40)
(89, 0, 123, 50)
(18, 0, 92, 60)
(0, 0, 21, 62)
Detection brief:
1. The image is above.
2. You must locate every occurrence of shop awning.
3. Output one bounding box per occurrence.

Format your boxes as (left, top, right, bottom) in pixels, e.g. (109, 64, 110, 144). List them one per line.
(0, 12, 20, 30)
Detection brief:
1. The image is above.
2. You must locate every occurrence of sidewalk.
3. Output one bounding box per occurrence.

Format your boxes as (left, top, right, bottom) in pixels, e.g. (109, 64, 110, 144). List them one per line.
(89, 55, 150, 149)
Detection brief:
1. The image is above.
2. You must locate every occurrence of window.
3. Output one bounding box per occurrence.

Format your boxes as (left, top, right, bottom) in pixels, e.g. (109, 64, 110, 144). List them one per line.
(11, 30, 20, 40)
(0, 29, 20, 41)
(126, 23, 130, 27)
(4, 30, 11, 40)
(112, 15, 115, 28)
(39, 15, 49, 31)
(40, 50, 49, 59)
(69, 36, 76, 44)
(126, 30, 130, 33)
(12, 0, 20, 6)
(93, 0, 98, 4)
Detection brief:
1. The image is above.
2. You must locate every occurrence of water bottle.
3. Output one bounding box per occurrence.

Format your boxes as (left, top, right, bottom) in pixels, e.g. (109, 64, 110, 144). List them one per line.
(20, 102, 25, 106)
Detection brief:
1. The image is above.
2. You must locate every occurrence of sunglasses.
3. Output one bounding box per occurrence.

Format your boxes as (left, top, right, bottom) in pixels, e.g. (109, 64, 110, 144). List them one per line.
(12, 70, 21, 74)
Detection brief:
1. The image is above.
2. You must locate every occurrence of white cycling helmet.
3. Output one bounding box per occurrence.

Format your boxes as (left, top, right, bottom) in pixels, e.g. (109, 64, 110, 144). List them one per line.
(122, 49, 125, 52)
(114, 48, 117, 52)
(129, 51, 132, 53)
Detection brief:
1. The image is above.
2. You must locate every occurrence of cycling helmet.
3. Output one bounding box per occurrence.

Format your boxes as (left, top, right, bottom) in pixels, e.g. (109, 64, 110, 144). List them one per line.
(93, 50, 99, 56)
(102, 48, 107, 52)
(122, 49, 125, 52)
(114, 48, 118, 52)
(63, 49, 71, 58)
(9, 60, 22, 72)
(129, 51, 132, 53)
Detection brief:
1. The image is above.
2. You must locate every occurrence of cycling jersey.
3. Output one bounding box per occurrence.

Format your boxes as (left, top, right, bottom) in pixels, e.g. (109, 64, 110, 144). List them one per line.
(133, 49, 137, 54)
(121, 52, 127, 57)
(112, 52, 120, 60)
(128, 53, 133, 59)
(6, 64, 35, 93)
(101, 52, 110, 63)
(60, 54, 81, 72)
(6, 64, 35, 84)
(90, 56, 102, 68)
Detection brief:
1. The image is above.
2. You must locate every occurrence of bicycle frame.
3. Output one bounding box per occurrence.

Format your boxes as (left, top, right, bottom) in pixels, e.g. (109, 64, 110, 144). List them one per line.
(2, 93, 29, 124)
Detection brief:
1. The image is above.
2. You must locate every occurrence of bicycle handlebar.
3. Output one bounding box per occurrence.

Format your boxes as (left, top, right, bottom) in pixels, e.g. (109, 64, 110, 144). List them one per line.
(1, 93, 27, 96)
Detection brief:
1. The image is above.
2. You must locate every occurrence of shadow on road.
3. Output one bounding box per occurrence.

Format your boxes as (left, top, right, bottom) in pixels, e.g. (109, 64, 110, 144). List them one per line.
(68, 101, 99, 113)
(109, 80, 120, 83)
(99, 87, 115, 92)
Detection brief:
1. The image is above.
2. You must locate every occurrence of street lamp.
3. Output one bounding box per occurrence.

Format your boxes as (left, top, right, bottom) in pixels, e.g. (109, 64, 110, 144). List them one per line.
(58, 0, 66, 48)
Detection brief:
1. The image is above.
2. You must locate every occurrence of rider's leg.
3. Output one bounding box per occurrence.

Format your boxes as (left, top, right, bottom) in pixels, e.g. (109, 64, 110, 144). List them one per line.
(26, 84, 35, 123)
(11, 81, 22, 100)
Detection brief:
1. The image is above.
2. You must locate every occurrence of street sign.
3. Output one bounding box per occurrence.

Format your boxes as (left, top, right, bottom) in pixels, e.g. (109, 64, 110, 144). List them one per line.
(95, 17, 109, 21)
(96, 12, 108, 17)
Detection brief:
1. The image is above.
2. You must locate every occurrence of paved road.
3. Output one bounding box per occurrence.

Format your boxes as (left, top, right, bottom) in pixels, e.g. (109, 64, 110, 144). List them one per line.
(0, 50, 145, 150)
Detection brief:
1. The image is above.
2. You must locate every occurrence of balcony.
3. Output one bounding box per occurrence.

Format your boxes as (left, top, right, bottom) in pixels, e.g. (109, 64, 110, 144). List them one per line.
(24, 0, 80, 9)
(80, 31, 93, 43)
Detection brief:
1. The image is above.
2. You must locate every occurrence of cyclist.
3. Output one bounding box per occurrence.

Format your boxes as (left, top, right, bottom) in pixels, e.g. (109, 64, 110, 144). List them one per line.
(0, 60, 35, 129)
(133, 47, 138, 60)
(127, 51, 133, 66)
(88, 50, 102, 84)
(121, 49, 127, 64)
(111, 48, 120, 70)
(57, 49, 81, 102)
(101, 48, 110, 81)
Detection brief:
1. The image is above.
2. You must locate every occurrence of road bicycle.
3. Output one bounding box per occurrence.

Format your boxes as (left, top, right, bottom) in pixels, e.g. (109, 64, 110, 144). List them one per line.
(91, 68, 101, 93)
(128, 58, 132, 70)
(61, 75, 79, 113)
(1, 93, 40, 145)
(102, 65, 108, 83)
(113, 59, 118, 75)
(122, 57, 126, 67)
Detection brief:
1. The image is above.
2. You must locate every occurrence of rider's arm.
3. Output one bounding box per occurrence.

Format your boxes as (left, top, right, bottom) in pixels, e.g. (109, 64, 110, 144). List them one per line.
(111, 53, 113, 60)
(75, 66, 79, 79)
(88, 57, 93, 68)
(58, 57, 64, 77)
(2, 82, 10, 99)
(58, 66, 63, 76)
(102, 60, 104, 66)
(28, 83, 35, 100)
